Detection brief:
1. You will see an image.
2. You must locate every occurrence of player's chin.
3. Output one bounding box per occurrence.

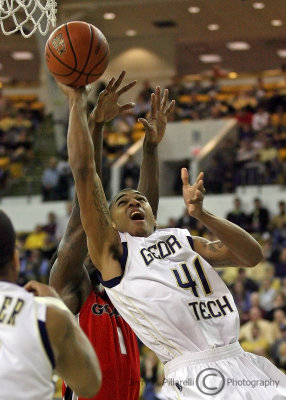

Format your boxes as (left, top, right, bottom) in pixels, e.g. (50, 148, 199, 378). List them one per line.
(128, 220, 147, 237)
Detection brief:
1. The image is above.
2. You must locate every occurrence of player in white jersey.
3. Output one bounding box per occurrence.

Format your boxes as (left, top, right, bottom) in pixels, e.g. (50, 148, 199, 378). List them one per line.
(62, 82, 286, 399)
(0, 210, 102, 400)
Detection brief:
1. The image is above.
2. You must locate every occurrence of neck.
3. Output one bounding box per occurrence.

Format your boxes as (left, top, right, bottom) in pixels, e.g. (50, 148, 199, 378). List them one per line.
(0, 269, 17, 283)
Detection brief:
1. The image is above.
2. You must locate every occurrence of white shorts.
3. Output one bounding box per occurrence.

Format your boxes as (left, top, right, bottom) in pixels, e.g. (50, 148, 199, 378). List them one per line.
(163, 342, 286, 400)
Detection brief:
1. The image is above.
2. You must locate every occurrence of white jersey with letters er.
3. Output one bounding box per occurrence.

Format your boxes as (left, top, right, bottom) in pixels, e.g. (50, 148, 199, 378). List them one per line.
(0, 282, 55, 400)
(103, 228, 240, 363)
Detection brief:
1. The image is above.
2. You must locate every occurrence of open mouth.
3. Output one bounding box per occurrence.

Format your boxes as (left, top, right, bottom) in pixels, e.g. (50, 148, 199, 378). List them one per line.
(129, 210, 145, 221)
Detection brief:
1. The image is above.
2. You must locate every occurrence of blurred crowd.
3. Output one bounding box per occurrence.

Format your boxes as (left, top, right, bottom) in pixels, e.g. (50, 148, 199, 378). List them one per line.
(100, 74, 286, 195)
(39, 74, 286, 201)
(1, 72, 286, 201)
(0, 89, 44, 196)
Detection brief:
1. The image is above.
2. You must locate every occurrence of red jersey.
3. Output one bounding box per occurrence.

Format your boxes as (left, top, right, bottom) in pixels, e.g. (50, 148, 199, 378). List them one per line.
(63, 291, 140, 400)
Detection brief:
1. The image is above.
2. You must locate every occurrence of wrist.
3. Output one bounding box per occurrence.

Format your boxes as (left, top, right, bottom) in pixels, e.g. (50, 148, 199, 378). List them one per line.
(90, 111, 105, 126)
(69, 95, 87, 110)
(90, 108, 106, 124)
(190, 207, 206, 220)
(143, 139, 158, 153)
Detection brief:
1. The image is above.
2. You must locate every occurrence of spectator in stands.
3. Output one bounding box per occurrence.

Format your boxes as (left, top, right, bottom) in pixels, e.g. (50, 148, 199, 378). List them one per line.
(259, 137, 279, 183)
(140, 80, 155, 102)
(0, 88, 9, 116)
(248, 292, 267, 320)
(204, 158, 224, 193)
(267, 292, 286, 321)
(233, 90, 257, 111)
(120, 154, 140, 189)
(272, 309, 286, 340)
(239, 306, 273, 344)
(57, 153, 72, 200)
(235, 267, 259, 293)
(41, 156, 60, 201)
(43, 211, 57, 240)
(20, 249, 49, 283)
(231, 280, 251, 320)
(252, 105, 269, 132)
(270, 323, 286, 370)
(165, 76, 185, 102)
(253, 77, 266, 101)
(238, 123, 255, 141)
(248, 197, 270, 233)
(176, 207, 197, 231)
(259, 277, 277, 312)
(0, 164, 9, 194)
(241, 323, 270, 357)
(141, 350, 164, 400)
(271, 201, 286, 230)
(55, 201, 73, 243)
(24, 224, 48, 251)
(234, 138, 257, 185)
(281, 278, 286, 298)
(226, 197, 249, 231)
(172, 159, 190, 195)
(274, 248, 286, 279)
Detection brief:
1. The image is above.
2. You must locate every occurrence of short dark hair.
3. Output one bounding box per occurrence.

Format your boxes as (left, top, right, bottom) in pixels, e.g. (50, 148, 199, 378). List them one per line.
(109, 188, 142, 211)
(0, 210, 16, 270)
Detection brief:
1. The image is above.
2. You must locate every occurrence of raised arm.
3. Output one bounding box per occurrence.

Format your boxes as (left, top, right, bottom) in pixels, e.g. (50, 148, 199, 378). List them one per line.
(62, 84, 122, 281)
(181, 168, 263, 267)
(49, 72, 136, 312)
(137, 87, 175, 217)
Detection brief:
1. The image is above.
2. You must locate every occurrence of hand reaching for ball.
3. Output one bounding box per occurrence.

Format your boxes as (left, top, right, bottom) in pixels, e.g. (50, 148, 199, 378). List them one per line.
(92, 70, 137, 123)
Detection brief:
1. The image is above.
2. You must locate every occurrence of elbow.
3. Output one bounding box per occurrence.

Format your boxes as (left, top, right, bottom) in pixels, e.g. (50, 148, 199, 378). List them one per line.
(71, 161, 95, 179)
(246, 244, 263, 268)
(79, 371, 102, 398)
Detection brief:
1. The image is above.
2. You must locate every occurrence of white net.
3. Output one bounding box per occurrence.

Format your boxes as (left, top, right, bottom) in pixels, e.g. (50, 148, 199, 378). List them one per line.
(0, 0, 57, 38)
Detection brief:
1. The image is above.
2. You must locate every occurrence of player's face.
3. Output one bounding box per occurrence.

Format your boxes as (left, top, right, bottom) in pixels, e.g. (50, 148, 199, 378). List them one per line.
(110, 190, 155, 237)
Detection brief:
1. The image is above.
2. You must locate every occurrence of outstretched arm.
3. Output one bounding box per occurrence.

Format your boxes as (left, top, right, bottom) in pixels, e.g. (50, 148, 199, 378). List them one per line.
(50, 72, 136, 312)
(137, 87, 175, 217)
(181, 169, 263, 267)
(62, 84, 123, 281)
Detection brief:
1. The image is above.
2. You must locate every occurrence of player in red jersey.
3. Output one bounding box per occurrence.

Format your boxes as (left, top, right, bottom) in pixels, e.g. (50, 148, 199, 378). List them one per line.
(49, 71, 175, 400)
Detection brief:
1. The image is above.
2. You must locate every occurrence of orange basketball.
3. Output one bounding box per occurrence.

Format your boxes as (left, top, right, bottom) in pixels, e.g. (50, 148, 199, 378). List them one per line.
(45, 21, 109, 87)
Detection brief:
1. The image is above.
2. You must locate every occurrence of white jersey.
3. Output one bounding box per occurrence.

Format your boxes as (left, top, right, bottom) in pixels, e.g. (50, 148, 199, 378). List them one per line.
(0, 281, 55, 400)
(103, 228, 240, 363)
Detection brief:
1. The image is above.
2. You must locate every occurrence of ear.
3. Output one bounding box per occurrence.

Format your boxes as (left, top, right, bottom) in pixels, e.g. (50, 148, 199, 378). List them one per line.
(13, 250, 20, 275)
(153, 217, 157, 230)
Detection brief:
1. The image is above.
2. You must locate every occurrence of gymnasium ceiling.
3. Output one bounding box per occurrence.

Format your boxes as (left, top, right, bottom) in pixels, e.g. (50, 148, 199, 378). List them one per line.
(1, 0, 286, 83)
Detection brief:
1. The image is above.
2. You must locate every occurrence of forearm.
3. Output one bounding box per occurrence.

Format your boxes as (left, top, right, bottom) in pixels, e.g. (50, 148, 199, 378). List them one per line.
(49, 196, 88, 291)
(138, 140, 159, 217)
(68, 97, 95, 173)
(196, 210, 263, 266)
(88, 113, 104, 178)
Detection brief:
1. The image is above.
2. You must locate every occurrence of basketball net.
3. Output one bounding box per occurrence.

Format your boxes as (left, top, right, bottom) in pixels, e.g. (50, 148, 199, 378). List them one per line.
(0, 0, 57, 38)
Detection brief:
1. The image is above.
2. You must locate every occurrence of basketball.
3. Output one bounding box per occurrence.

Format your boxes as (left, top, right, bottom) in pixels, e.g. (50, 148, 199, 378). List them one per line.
(45, 21, 109, 87)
